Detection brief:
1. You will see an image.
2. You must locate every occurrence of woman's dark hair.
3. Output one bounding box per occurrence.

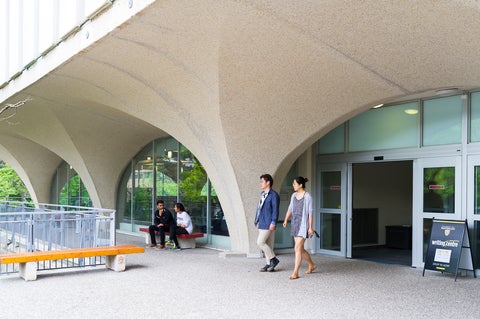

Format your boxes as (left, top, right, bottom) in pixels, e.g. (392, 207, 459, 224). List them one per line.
(174, 202, 185, 211)
(294, 176, 308, 189)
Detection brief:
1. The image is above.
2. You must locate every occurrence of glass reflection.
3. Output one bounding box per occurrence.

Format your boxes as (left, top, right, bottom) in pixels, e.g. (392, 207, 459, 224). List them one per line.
(321, 213, 341, 251)
(423, 167, 455, 213)
(117, 137, 229, 246)
(321, 171, 341, 209)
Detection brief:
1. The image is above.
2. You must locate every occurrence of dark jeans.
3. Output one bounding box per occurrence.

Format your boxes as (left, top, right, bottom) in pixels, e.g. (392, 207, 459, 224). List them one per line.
(149, 223, 175, 245)
(170, 226, 189, 247)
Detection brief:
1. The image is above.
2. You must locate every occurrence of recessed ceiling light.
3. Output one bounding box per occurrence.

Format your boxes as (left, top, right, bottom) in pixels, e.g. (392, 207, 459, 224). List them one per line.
(404, 109, 418, 115)
(372, 104, 383, 109)
(435, 88, 459, 95)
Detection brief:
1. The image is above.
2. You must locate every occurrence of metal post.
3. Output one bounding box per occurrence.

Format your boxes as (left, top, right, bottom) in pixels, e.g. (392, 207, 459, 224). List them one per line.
(27, 215, 34, 252)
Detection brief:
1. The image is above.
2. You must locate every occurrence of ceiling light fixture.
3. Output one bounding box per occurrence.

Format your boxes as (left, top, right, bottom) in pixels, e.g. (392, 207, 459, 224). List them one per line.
(372, 104, 383, 109)
(435, 88, 459, 95)
(404, 109, 418, 115)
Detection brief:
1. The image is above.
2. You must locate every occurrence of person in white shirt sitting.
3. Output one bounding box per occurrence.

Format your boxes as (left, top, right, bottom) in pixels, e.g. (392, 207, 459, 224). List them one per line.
(171, 202, 193, 249)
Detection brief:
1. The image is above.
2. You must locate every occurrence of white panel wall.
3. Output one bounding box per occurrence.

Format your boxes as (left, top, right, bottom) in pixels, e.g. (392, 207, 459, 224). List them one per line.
(0, 0, 105, 85)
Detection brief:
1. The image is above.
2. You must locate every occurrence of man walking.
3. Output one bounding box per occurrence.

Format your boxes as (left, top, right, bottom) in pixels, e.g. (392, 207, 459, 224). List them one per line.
(255, 174, 280, 272)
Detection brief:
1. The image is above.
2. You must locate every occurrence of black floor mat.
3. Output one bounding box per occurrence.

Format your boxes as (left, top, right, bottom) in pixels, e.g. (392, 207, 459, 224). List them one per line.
(353, 245, 412, 266)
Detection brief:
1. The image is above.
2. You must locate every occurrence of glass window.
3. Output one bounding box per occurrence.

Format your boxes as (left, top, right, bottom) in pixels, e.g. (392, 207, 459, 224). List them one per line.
(154, 138, 179, 199)
(473, 221, 480, 268)
(423, 167, 455, 213)
(348, 102, 419, 152)
(208, 182, 228, 236)
(116, 138, 230, 245)
(320, 213, 341, 251)
(59, 175, 91, 207)
(276, 163, 298, 249)
(317, 124, 345, 154)
(178, 145, 208, 234)
(117, 163, 133, 230)
(471, 92, 480, 142)
(132, 145, 154, 226)
(423, 218, 433, 261)
(475, 165, 480, 214)
(321, 171, 341, 209)
(423, 95, 462, 146)
(50, 161, 91, 207)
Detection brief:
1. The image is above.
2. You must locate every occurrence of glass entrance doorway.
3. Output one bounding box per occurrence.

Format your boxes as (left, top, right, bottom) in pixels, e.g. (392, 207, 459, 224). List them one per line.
(412, 157, 461, 268)
(350, 161, 413, 266)
(467, 155, 480, 267)
(316, 163, 347, 256)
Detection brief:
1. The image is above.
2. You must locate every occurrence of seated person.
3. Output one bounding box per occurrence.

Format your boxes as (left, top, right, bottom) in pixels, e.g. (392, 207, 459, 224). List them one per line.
(170, 202, 193, 249)
(148, 200, 175, 249)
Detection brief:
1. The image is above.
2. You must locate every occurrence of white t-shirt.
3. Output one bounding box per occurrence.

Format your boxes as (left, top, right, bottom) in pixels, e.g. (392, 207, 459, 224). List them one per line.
(176, 211, 193, 234)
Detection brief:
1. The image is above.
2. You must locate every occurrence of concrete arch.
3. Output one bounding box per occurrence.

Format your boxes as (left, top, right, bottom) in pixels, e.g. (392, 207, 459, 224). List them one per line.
(0, 135, 62, 203)
(2, 1, 480, 255)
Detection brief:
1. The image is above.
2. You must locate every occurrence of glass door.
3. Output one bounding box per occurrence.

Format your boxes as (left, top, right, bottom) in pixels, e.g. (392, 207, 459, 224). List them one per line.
(467, 155, 480, 271)
(316, 163, 347, 256)
(412, 157, 462, 267)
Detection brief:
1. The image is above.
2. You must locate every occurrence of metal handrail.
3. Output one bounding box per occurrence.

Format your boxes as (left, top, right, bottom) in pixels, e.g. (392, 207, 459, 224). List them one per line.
(0, 201, 116, 275)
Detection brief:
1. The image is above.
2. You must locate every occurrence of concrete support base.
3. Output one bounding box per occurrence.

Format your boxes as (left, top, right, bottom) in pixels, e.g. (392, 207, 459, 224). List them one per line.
(19, 262, 37, 281)
(144, 232, 151, 245)
(106, 254, 126, 272)
(177, 237, 196, 249)
(219, 251, 246, 258)
(145, 232, 197, 248)
(246, 252, 263, 258)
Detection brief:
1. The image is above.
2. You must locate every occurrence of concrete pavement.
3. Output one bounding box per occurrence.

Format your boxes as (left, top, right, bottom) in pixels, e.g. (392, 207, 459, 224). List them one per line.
(1, 232, 479, 318)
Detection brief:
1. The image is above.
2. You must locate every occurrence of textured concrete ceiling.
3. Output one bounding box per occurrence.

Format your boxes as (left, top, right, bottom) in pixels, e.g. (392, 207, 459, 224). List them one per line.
(1, 0, 480, 251)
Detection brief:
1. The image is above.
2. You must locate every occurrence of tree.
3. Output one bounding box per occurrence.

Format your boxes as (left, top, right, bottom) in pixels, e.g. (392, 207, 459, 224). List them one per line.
(0, 161, 30, 201)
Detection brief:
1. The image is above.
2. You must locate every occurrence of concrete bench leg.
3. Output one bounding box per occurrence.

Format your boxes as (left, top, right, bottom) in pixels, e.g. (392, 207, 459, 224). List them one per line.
(145, 232, 151, 245)
(106, 254, 126, 272)
(145, 232, 162, 245)
(178, 237, 196, 249)
(19, 262, 37, 281)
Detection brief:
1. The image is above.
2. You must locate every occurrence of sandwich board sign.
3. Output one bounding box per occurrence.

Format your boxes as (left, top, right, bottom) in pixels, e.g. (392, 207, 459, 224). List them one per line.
(423, 219, 476, 281)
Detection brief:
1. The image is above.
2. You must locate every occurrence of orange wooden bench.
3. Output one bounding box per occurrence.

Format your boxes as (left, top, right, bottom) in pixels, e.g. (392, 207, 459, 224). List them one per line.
(139, 227, 204, 249)
(0, 244, 145, 281)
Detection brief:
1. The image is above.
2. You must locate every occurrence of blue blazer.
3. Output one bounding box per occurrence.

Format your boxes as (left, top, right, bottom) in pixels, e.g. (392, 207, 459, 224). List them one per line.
(256, 189, 280, 230)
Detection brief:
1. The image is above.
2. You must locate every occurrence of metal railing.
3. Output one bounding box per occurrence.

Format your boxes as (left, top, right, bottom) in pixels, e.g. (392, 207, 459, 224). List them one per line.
(0, 201, 115, 275)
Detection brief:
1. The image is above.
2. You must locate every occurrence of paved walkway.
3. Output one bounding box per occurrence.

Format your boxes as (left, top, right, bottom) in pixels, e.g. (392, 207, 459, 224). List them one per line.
(1, 232, 479, 318)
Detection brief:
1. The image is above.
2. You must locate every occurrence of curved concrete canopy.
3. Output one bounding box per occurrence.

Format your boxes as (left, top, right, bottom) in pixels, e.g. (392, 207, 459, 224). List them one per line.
(1, 0, 480, 254)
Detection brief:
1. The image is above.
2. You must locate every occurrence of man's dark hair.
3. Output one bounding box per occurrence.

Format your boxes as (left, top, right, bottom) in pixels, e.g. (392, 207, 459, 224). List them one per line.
(260, 174, 274, 187)
(156, 199, 165, 205)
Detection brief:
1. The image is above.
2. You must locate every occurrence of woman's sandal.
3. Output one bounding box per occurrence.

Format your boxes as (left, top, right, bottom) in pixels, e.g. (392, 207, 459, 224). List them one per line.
(289, 274, 299, 280)
(305, 264, 317, 274)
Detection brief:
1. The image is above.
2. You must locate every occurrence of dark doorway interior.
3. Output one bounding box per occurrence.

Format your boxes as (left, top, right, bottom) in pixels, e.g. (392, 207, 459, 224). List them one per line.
(351, 161, 413, 266)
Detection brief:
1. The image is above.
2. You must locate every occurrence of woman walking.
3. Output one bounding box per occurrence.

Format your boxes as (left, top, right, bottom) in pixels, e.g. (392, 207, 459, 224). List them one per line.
(282, 176, 316, 279)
